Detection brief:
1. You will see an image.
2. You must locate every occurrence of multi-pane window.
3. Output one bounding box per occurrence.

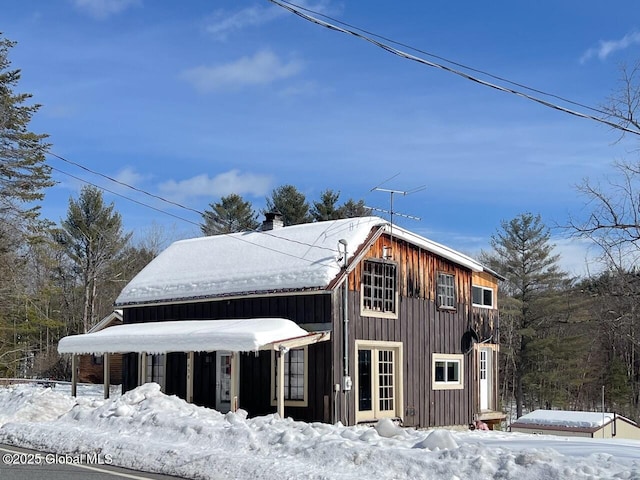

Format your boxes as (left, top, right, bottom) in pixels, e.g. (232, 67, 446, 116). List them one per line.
(378, 350, 394, 412)
(356, 342, 402, 421)
(472, 285, 494, 308)
(146, 354, 165, 389)
(437, 272, 456, 309)
(273, 348, 306, 404)
(362, 260, 397, 315)
(432, 354, 464, 390)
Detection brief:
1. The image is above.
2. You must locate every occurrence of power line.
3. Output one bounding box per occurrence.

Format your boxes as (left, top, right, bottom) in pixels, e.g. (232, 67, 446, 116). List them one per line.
(47, 155, 339, 256)
(270, 0, 640, 137)
(50, 166, 202, 227)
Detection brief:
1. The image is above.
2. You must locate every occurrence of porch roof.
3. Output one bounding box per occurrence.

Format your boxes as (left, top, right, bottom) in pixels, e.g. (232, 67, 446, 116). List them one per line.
(58, 318, 330, 355)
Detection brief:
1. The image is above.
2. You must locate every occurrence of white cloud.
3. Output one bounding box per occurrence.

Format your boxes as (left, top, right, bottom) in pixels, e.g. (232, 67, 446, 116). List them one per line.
(205, 1, 336, 40)
(158, 170, 273, 204)
(71, 0, 141, 19)
(113, 166, 147, 187)
(182, 50, 303, 93)
(205, 6, 283, 40)
(580, 31, 640, 63)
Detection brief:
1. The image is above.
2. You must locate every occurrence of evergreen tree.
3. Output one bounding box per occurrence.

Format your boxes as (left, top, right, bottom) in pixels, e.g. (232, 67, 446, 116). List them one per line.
(56, 186, 132, 333)
(481, 213, 570, 417)
(201, 193, 259, 235)
(0, 35, 53, 222)
(340, 198, 372, 218)
(0, 34, 53, 377)
(265, 185, 311, 226)
(311, 189, 342, 222)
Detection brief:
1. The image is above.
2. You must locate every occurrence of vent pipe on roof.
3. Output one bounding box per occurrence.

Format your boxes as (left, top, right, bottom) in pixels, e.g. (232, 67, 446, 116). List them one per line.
(262, 211, 284, 231)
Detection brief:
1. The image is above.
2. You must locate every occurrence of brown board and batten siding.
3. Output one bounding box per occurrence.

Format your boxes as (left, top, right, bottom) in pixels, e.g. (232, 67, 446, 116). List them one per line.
(333, 233, 475, 428)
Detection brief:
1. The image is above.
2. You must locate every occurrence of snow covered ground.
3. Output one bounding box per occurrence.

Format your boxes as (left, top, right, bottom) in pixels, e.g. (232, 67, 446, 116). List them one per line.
(0, 382, 639, 479)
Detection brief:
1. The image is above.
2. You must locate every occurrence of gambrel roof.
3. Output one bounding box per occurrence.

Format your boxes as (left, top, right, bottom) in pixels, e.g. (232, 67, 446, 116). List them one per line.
(115, 216, 488, 307)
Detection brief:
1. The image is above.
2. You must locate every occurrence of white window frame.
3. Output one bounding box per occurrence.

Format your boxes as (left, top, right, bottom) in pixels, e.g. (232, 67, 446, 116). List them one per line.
(437, 272, 456, 310)
(432, 353, 464, 390)
(472, 285, 494, 309)
(355, 340, 404, 423)
(361, 259, 399, 319)
(270, 347, 308, 408)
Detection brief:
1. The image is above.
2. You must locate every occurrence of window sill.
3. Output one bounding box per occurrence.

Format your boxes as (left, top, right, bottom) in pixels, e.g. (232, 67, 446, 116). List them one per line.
(361, 310, 398, 319)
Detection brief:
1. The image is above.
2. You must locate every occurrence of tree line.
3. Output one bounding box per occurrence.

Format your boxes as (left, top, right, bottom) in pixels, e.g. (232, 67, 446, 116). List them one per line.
(2, 32, 640, 424)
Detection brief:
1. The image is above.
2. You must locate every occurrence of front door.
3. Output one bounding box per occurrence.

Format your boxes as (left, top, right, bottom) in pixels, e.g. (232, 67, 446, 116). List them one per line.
(215, 352, 232, 413)
(479, 347, 492, 411)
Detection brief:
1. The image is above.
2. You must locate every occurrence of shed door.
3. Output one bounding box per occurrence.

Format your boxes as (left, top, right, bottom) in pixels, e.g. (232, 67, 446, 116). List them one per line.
(215, 352, 232, 413)
(479, 347, 492, 411)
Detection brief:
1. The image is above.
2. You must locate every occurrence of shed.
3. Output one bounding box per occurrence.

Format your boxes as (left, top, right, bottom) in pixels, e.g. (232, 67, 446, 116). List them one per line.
(510, 409, 640, 440)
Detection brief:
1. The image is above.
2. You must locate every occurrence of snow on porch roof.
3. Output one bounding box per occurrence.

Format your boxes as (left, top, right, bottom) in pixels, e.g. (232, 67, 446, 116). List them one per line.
(57, 318, 328, 355)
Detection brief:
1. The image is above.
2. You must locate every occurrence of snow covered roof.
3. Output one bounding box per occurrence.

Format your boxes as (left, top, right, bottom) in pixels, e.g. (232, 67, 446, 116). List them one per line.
(114, 216, 491, 306)
(58, 318, 322, 354)
(115, 216, 385, 306)
(514, 410, 615, 429)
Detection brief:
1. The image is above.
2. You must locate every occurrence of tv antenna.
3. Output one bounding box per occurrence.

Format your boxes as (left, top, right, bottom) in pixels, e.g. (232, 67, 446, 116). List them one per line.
(367, 180, 426, 258)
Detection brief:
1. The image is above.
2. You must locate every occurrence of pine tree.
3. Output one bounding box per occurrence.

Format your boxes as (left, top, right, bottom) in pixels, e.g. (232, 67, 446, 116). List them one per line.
(311, 189, 342, 222)
(0, 35, 53, 222)
(201, 193, 259, 235)
(481, 213, 570, 417)
(0, 34, 53, 377)
(265, 185, 311, 226)
(340, 198, 371, 218)
(56, 186, 132, 333)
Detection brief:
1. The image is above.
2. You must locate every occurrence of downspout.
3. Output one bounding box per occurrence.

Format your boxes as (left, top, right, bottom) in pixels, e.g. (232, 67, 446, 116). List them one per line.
(338, 239, 352, 423)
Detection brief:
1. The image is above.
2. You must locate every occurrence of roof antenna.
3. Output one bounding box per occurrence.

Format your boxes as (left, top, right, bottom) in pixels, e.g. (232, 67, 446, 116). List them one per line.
(367, 181, 426, 259)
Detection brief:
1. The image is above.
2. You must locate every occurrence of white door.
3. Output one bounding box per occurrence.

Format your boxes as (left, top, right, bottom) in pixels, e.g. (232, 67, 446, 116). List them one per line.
(479, 348, 491, 411)
(215, 352, 232, 413)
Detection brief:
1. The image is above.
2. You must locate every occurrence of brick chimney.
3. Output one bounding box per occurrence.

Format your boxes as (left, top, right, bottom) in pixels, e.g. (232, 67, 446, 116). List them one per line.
(262, 211, 284, 230)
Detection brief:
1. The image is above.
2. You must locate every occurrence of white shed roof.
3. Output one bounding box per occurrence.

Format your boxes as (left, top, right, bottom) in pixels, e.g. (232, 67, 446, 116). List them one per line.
(58, 318, 322, 354)
(515, 410, 615, 429)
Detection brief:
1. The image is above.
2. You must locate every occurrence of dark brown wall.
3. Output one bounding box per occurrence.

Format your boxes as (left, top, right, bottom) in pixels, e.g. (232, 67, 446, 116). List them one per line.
(332, 233, 484, 428)
(121, 293, 333, 421)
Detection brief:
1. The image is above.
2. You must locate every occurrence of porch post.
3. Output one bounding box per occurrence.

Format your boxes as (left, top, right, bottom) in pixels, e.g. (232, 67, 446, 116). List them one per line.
(71, 354, 77, 397)
(277, 347, 286, 419)
(186, 351, 194, 403)
(139, 352, 147, 385)
(230, 352, 239, 412)
(103, 353, 110, 399)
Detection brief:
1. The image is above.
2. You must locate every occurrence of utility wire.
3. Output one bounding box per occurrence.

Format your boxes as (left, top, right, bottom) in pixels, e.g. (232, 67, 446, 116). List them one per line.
(47, 150, 202, 217)
(270, 0, 640, 137)
(50, 166, 202, 227)
(47, 155, 339, 256)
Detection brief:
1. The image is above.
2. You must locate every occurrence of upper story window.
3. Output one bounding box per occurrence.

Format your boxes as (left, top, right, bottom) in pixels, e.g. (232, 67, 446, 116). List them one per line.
(362, 260, 397, 317)
(472, 285, 494, 308)
(437, 272, 456, 309)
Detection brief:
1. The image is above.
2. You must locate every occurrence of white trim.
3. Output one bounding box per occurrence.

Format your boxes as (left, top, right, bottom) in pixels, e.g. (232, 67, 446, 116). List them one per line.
(472, 285, 494, 309)
(355, 340, 403, 423)
(360, 259, 399, 319)
(270, 347, 309, 408)
(432, 353, 464, 390)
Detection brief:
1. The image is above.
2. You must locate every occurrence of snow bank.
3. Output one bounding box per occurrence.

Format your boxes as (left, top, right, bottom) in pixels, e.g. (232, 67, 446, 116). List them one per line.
(0, 383, 639, 479)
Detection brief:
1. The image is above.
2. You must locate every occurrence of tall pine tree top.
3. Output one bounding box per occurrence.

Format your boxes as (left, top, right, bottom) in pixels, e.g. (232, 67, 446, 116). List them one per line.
(0, 35, 53, 222)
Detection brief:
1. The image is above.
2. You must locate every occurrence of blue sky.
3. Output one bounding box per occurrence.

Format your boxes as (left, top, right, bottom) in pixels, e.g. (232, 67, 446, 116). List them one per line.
(4, 0, 640, 275)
